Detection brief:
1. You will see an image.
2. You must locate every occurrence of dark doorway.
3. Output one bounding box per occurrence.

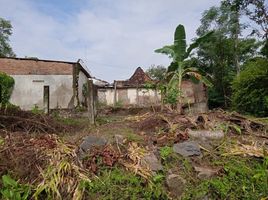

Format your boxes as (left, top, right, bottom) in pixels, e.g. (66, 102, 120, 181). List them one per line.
(43, 85, 50, 114)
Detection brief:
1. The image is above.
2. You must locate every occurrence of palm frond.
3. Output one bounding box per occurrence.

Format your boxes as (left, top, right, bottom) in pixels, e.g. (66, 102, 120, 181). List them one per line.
(174, 24, 186, 62)
(154, 45, 175, 59)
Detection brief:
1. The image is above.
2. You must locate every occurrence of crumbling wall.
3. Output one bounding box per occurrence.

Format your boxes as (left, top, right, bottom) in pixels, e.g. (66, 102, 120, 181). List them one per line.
(78, 70, 88, 106)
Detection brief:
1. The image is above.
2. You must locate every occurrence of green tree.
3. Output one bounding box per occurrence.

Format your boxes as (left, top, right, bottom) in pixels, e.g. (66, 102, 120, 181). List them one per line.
(196, 3, 261, 108)
(232, 57, 268, 117)
(155, 24, 212, 113)
(146, 65, 166, 81)
(0, 17, 15, 57)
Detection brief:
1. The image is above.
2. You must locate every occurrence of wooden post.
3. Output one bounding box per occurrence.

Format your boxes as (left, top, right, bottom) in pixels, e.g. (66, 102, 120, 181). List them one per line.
(113, 81, 117, 106)
(87, 79, 95, 124)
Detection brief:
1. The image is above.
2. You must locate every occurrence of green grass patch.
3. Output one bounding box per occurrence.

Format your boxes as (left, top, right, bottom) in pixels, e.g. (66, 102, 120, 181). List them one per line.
(86, 167, 168, 200)
(56, 117, 89, 127)
(182, 156, 268, 200)
(96, 115, 124, 125)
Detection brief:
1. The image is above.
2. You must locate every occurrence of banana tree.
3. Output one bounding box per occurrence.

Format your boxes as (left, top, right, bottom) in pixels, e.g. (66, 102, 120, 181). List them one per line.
(155, 24, 213, 113)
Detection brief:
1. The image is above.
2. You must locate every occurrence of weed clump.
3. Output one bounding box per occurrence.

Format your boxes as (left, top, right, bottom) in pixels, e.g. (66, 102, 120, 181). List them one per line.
(88, 167, 168, 200)
(182, 157, 268, 199)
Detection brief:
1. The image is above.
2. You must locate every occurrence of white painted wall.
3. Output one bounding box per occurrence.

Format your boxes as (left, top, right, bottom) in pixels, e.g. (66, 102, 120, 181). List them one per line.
(10, 75, 73, 110)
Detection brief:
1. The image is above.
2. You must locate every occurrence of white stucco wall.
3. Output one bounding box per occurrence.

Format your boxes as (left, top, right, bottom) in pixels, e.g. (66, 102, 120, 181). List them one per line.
(97, 88, 114, 105)
(127, 89, 137, 104)
(97, 87, 161, 107)
(78, 71, 89, 105)
(9, 75, 73, 110)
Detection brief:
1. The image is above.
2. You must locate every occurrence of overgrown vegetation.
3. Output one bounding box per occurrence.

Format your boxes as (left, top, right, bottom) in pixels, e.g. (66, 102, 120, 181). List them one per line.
(232, 57, 268, 117)
(183, 156, 268, 199)
(0, 175, 31, 200)
(88, 167, 168, 200)
(0, 72, 14, 105)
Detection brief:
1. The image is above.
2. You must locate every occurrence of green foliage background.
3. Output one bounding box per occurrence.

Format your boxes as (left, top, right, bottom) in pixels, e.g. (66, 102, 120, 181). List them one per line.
(232, 57, 268, 117)
(0, 72, 15, 104)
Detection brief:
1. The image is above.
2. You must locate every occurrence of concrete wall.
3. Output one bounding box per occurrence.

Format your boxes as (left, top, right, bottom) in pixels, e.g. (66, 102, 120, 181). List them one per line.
(9, 75, 73, 110)
(78, 71, 89, 105)
(97, 87, 161, 107)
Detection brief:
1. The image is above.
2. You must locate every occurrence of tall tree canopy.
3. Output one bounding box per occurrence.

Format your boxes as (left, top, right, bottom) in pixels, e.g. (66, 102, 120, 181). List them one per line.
(0, 17, 15, 57)
(146, 65, 166, 81)
(196, 2, 261, 108)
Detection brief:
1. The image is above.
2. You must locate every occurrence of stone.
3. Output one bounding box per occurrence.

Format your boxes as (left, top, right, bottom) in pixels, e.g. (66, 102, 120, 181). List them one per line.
(141, 152, 163, 172)
(166, 174, 186, 197)
(173, 141, 201, 157)
(194, 166, 219, 179)
(187, 129, 224, 140)
(79, 135, 107, 152)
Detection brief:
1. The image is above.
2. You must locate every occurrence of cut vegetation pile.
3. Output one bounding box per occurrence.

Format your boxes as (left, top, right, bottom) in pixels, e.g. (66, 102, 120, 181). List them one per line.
(0, 107, 267, 199)
(0, 107, 69, 133)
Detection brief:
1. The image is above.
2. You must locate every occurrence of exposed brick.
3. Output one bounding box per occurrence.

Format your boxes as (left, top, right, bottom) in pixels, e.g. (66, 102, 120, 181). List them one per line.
(0, 58, 73, 75)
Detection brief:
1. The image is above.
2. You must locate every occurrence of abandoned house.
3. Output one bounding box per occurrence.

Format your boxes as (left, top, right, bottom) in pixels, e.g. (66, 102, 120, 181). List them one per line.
(97, 67, 208, 112)
(97, 67, 161, 107)
(0, 57, 92, 111)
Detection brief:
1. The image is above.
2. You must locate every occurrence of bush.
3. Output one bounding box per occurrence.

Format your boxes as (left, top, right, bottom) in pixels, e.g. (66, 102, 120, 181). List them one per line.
(232, 57, 268, 117)
(0, 72, 15, 104)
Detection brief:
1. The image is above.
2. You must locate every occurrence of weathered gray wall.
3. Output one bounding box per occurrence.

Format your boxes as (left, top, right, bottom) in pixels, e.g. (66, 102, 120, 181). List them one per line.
(97, 87, 161, 107)
(97, 80, 208, 112)
(78, 71, 89, 106)
(10, 75, 73, 110)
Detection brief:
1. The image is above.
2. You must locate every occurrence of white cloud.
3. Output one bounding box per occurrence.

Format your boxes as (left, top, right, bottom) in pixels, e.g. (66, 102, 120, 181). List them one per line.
(0, 0, 221, 82)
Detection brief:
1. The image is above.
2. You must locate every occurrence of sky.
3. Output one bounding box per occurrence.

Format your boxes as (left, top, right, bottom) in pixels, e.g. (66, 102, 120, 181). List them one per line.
(0, 0, 221, 82)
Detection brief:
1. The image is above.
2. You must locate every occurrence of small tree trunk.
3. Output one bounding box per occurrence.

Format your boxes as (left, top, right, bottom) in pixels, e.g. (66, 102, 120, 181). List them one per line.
(177, 63, 183, 114)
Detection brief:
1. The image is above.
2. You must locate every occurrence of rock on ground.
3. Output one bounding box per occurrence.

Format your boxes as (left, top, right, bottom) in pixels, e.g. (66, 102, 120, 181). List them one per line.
(141, 152, 163, 172)
(166, 173, 186, 197)
(173, 141, 201, 157)
(78, 135, 108, 159)
(194, 166, 220, 179)
(187, 129, 224, 140)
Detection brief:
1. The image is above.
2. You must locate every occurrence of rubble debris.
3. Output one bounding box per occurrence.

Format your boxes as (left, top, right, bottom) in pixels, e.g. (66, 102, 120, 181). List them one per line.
(173, 141, 202, 157)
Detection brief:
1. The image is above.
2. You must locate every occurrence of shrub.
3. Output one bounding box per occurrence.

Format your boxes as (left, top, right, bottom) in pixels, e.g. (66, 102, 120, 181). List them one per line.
(0, 72, 15, 104)
(232, 57, 268, 117)
(0, 175, 31, 200)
